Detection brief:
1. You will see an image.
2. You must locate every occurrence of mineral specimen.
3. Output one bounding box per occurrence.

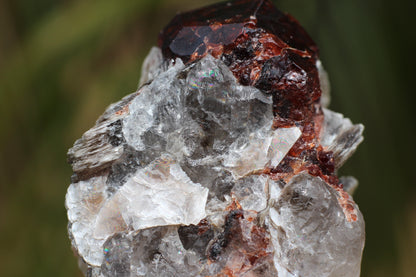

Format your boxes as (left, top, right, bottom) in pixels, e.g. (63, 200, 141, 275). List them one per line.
(66, 0, 365, 276)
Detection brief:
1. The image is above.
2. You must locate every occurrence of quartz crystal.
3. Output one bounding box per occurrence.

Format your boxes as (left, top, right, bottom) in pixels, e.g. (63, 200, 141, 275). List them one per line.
(66, 0, 365, 276)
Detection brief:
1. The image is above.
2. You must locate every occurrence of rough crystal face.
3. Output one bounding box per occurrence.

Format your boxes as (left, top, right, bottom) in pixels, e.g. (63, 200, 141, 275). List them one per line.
(66, 0, 365, 276)
(159, 0, 320, 124)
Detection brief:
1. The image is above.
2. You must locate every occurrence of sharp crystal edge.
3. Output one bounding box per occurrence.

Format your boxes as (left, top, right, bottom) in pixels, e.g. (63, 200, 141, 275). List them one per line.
(66, 0, 365, 276)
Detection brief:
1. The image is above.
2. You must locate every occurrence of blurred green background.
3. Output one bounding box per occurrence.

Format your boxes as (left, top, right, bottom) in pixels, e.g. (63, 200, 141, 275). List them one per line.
(0, 0, 414, 276)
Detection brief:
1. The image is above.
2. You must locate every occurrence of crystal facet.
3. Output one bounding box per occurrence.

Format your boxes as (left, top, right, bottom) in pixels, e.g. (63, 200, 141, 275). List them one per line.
(66, 0, 365, 276)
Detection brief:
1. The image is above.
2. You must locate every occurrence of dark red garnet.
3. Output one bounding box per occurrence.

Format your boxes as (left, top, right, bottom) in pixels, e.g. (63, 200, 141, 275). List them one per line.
(159, 0, 335, 177)
(159, 0, 322, 123)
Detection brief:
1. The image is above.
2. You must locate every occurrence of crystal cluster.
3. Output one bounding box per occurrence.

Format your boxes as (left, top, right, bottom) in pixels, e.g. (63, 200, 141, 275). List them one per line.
(66, 0, 365, 276)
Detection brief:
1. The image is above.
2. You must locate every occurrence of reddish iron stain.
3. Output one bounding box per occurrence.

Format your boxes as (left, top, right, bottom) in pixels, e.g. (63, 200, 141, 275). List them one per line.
(208, 209, 274, 276)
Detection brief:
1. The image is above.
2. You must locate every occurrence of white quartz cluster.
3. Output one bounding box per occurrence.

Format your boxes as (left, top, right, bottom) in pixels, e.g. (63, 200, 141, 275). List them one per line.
(66, 48, 365, 277)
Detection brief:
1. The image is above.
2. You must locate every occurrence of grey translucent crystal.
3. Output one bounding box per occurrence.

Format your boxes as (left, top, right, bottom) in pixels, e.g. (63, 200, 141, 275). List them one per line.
(268, 173, 365, 277)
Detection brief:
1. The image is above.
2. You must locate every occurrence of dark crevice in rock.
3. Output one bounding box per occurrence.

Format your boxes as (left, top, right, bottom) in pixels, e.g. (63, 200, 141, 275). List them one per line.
(178, 219, 215, 259)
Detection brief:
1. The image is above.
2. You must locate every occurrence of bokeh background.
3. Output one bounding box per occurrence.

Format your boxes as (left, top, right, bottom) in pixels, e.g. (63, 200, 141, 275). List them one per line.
(0, 0, 415, 276)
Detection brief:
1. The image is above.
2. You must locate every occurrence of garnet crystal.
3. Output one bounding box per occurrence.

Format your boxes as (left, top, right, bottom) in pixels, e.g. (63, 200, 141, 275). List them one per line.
(159, 0, 320, 120)
(66, 0, 365, 276)
(160, 0, 331, 188)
